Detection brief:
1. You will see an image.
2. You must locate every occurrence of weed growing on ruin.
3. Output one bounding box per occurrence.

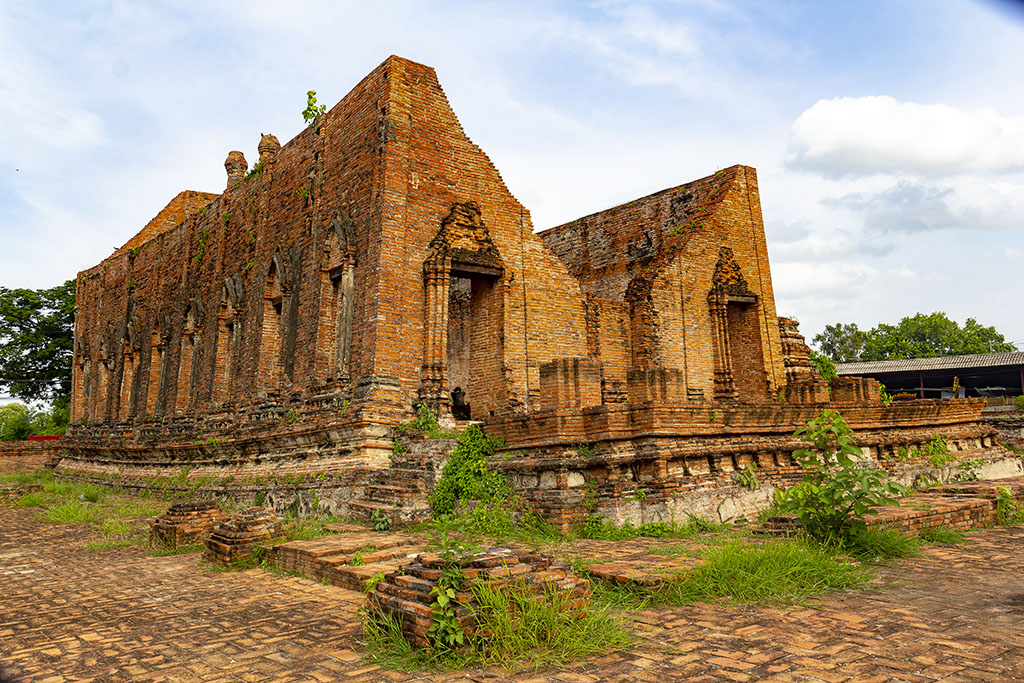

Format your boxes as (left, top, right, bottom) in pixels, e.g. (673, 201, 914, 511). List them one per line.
(955, 458, 985, 482)
(925, 435, 954, 467)
(1016, 395, 1024, 412)
(917, 526, 967, 546)
(879, 384, 894, 406)
(297, 185, 310, 200)
(371, 508, 392, 532)
(776, 410, 908, 544)
(350, 552, 365, 567)
(996, 487, 1024, 525)
(302, 90, 327, 127)
(735, 462, 760, 489)
(364, 571, 387, 592)
(243, 158, 264, 182)
(574, 442, 596, 458)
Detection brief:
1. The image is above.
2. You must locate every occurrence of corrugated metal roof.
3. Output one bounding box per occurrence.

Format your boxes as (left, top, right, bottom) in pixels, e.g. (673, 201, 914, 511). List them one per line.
(837, 352, 1024, 375)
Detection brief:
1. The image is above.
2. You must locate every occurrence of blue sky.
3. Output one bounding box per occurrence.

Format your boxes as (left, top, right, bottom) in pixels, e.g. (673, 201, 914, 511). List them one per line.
(2, 0, 1023, 349)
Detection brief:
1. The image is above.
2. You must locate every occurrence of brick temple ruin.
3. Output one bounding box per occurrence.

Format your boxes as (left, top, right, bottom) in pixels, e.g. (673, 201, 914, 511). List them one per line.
(60, 56, 1022, 528)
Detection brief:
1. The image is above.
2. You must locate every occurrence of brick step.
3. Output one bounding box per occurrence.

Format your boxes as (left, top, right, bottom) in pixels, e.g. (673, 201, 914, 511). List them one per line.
(328, 557, 417, 592)
(263, 531, 423, 577)
(365, 471, 431, 489)
(361, 484, 428, 502)
(347, 500, 432, 524)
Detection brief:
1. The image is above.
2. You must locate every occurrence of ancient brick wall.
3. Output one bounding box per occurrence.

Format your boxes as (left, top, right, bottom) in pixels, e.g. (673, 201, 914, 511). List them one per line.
(0, 441, 62, 473)
(539, 166, 784, 404)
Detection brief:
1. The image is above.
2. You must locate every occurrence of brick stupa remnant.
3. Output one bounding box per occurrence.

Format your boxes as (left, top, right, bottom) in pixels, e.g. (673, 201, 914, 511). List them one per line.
(62, 56, 1020, 528)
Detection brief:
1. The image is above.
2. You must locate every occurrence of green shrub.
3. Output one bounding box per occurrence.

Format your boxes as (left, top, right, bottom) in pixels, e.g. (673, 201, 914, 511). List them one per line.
(429, 426, 507, 516)
(776, 410, 907, 543)
(1015, 395, 1024, 412)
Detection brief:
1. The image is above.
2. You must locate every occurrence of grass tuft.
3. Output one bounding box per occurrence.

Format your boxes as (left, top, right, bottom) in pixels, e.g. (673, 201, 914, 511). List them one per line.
(843, 528, 920, 561)
(595, 539, 870, 609)
(917, 526, 967, 546)
(13, 492, 47, 508)
(362, 582, 632, 670)
(41, 501, 105, 525)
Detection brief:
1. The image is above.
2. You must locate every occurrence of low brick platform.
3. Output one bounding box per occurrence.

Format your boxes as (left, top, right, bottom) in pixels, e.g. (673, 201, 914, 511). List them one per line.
(931, 474, 1024, 498)
(202, 506, 283, 565)
(367, 546, 591, 649)
(263, 531, 426, 591)
(864, 493, 997, 533)
(150, 500, 225, 550)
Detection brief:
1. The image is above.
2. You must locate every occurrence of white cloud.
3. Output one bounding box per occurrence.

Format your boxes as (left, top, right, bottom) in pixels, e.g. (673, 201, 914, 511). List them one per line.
(788, 96, 1024, 177)
(827, 177, 1024, 233)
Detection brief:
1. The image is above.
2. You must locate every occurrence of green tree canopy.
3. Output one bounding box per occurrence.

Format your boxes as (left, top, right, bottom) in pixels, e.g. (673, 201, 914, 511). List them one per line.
(0, 279, 75, 405)
(813, 312, 1017, 362)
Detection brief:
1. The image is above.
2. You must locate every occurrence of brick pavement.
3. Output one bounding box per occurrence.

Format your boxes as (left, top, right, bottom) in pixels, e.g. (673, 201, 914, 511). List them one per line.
(2, 506, 1023, 682)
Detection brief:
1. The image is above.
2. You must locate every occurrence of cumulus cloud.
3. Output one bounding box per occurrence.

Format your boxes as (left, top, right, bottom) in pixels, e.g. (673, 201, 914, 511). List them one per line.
(788, 96, 1024, 177)
(827, 178, 1024, 233)
(769, 231, 894, 262)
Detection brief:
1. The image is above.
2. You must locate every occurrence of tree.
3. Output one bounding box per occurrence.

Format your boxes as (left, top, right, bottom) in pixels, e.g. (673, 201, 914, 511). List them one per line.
(813, 323, 867, 363)
(813, 312, 1016, 362)
(0, 403, 34, 441)
(0, 280, 75, 408)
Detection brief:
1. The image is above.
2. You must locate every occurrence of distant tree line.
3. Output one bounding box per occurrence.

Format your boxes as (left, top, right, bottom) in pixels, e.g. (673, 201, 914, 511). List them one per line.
(813, 312, 1017, 363)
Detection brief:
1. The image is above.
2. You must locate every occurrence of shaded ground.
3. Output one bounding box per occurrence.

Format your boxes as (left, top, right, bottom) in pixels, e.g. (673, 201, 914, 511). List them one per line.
(2, 506, 1023, 682)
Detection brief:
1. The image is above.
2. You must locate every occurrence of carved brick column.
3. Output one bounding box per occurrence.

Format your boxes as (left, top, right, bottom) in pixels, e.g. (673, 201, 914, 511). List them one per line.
(419, 257, 452, 413)
(709, 292, 737, 400)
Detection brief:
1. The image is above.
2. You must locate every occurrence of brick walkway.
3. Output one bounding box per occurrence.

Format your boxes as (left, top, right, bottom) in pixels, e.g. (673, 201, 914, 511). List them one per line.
(2, 507, 1023, 682)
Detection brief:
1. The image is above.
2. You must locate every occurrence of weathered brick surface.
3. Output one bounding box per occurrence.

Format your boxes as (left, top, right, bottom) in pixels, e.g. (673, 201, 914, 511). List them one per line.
(0, 441, 62, 473)
(3, 505, 1024, 682)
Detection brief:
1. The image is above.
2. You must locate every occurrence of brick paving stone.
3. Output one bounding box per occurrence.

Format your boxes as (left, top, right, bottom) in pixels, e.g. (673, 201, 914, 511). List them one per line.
(3, 507, 1024, 681)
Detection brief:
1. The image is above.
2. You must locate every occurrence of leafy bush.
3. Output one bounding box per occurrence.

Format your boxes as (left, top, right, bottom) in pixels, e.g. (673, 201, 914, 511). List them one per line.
(776, 410, 907, 543)
(429, 426, 507, 516)
(809, 351, 837, 384)
(1015, 395, 1024, 412)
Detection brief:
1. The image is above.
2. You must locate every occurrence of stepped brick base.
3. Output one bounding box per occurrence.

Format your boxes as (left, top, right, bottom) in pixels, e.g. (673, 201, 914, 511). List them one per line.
(367, 546, 591, 649)
(150, 500, 225, 549)
(262, 531, 425, 591)
(202, 507, 283, 565)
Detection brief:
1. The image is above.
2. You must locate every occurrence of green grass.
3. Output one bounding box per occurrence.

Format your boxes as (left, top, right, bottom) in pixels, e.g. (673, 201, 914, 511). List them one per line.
(917, 526, 967, 546)
(84, 535, 145, 552)
(13, 492, 47, 508)
(843, 528, 920, 561)
(593, 539, 871, 609)
(282, 515, 344, 542)
(41, 501, 106, 525)
(362, 582, 632, 670)
(0, 470, 55, 484)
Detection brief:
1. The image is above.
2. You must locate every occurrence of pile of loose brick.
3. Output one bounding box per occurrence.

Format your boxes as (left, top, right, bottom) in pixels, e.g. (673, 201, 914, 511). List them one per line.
(367, 546, 590, 649)
(150, 500, 225, 550)
(202, 506, 283, 565)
